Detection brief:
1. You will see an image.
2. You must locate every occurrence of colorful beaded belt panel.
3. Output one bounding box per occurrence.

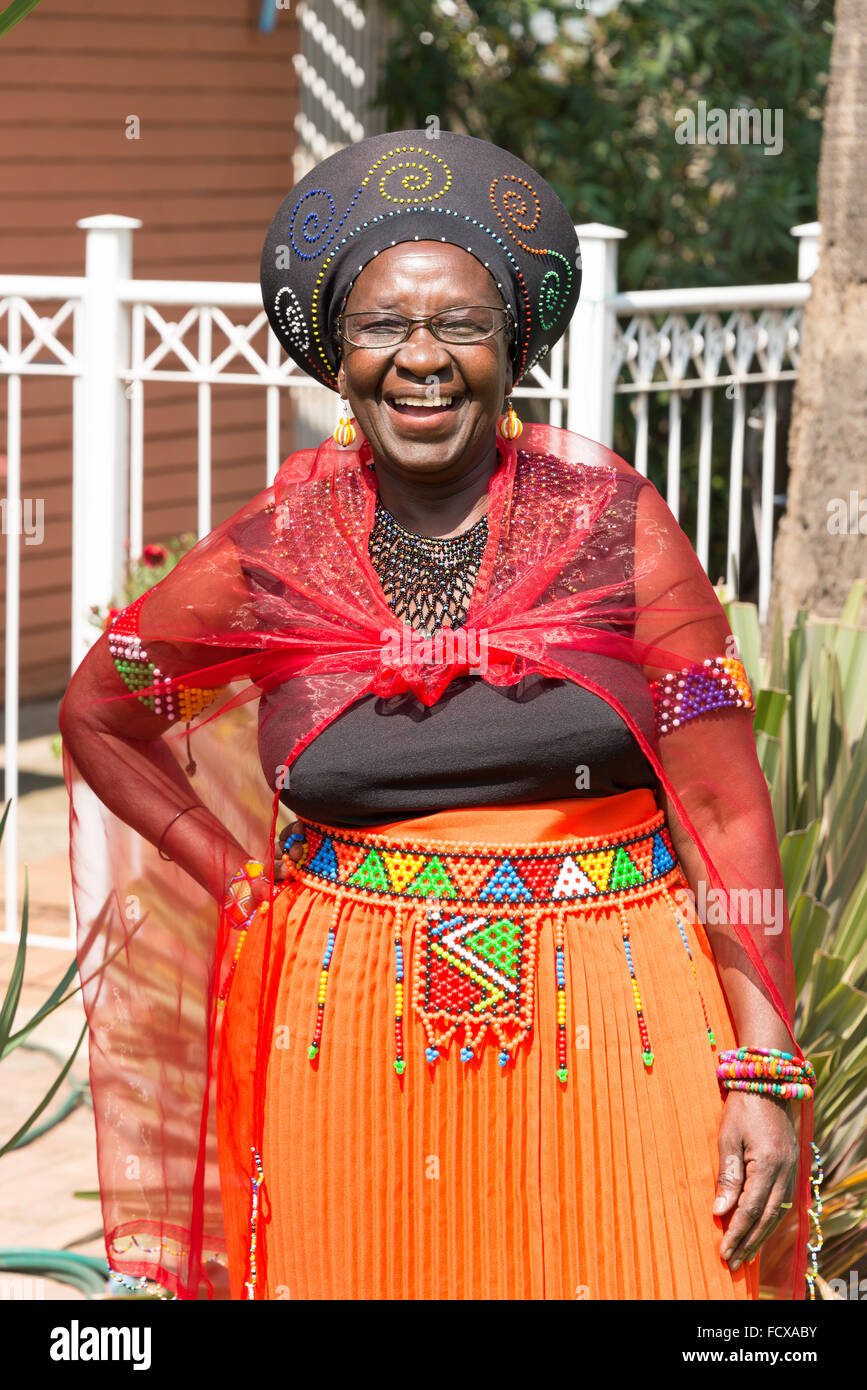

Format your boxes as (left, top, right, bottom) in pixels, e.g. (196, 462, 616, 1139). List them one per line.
(266, 811, 715, 1087)
(295, 813, 679, 906)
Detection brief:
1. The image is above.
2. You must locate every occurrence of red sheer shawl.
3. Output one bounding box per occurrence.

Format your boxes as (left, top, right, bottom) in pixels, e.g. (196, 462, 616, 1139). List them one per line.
(60, 422, 812, 1299)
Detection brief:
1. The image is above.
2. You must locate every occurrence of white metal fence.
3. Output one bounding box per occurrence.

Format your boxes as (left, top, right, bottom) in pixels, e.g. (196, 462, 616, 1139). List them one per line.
(0, 214, 819, 945)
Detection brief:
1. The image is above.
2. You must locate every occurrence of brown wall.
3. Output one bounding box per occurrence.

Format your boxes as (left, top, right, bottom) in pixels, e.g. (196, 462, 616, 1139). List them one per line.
(0, 0, 300, 703)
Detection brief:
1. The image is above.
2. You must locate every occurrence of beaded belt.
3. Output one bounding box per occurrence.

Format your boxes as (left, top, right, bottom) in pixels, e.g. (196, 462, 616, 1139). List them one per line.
(297, 814, 680, 906)
(265, 810, 715, 1083)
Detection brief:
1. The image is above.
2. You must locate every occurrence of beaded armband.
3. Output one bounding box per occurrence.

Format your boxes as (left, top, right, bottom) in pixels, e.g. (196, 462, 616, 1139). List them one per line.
(108, 591, 225, 721)
(649, 656, 755, 738)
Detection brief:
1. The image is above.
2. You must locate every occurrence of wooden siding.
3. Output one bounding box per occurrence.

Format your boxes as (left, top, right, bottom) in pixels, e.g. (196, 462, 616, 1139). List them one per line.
(0, 0, 301, 702)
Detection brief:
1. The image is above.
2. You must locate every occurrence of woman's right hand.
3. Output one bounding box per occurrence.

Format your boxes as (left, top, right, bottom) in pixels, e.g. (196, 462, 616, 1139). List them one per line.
(246, 821, 306, 905)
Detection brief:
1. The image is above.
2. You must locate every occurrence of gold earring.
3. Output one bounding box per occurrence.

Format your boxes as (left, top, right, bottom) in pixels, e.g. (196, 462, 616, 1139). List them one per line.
(497, 395, 523, 440)
(333, 396, 356, 446)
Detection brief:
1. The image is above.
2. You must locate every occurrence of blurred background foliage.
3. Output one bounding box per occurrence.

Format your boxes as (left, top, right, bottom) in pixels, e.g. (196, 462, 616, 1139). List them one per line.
(370, 0, 834, 291)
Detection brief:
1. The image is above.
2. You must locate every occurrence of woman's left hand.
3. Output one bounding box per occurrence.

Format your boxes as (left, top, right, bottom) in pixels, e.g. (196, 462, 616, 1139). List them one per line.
(714, 1091, 799, 1271)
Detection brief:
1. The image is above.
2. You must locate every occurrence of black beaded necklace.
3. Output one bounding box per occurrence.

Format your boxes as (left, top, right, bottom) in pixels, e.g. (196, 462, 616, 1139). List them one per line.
(368, 495, 488, 635)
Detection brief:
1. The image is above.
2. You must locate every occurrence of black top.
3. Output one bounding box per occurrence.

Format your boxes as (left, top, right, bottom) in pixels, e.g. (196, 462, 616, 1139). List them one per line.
(258, 664, 657, 828)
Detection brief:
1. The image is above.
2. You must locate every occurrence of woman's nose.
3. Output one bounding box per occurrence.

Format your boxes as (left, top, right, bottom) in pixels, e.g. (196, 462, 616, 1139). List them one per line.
(393, 324, 452, 369)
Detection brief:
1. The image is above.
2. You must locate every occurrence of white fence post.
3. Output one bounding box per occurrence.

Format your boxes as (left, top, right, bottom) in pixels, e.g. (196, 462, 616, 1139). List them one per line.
(790, 222, 821, 282)
(568, 222, 627, 446)
(71, 215, 141, 670)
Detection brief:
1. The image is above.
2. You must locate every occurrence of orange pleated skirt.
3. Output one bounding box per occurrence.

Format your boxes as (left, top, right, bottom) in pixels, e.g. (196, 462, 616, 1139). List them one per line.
(216, 790, 759, 1300)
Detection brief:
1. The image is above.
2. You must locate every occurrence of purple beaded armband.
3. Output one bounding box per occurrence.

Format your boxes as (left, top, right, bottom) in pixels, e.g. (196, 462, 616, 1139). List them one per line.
(649, 656, 755, 738)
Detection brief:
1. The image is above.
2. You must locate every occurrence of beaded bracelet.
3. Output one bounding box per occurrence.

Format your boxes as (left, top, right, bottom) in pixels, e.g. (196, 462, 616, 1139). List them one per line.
(717, 1047, 816, 1100)
(223, 861, 265, 930)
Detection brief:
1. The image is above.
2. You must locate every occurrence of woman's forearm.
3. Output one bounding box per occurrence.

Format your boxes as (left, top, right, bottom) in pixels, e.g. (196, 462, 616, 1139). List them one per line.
(61, 718, 250, 902)
(59, 626, 255, 901)
(663, 801, 795, 1052)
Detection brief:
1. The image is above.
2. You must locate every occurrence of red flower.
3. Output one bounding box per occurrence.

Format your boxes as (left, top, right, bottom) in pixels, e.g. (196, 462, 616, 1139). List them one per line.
(142, 543, 168, 567)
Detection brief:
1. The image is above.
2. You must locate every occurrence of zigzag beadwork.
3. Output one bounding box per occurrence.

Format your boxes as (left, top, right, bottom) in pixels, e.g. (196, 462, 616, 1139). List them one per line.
(296, 814, 679, 907)
(417, 905, 539, 1066)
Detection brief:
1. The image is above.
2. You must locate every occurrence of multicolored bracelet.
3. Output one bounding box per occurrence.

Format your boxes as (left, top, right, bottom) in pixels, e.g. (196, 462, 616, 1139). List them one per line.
(223, 860, 266, 930)
(717, 1047, 816, 1100)
(649, 656, 755, 738)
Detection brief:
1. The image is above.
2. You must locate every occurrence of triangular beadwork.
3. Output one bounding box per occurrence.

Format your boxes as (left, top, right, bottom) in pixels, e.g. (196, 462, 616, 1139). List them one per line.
(609, 844, 644, 891)
(552, 855, 599, 899)
(382, 850, 427, 893)
(406, 855, 457, 899)
(348, 848, 391, 892)
(478, 858, 532, 902)
(333, 839, 369, 877)
(519, 856, 562, 897)
(576, 847, 615, 891)
(628, 836, 654, 879)
(306, 835, 340, 881)
(464, 915, 523, 978)
(651, 832, 675, 875)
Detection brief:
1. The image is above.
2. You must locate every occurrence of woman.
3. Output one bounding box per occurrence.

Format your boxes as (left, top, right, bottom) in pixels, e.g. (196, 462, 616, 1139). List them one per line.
(59, 128, 814, 1301)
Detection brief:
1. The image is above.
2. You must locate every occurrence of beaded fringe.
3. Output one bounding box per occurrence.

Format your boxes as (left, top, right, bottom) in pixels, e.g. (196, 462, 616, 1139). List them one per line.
(617, 901, 655, 1068)
(662, 884, 716, 1051)
(806, 1141, 824, 1300)
(393, 901, 406, 1074)
(236, 844, 724, 1085)
(244, 1147, 264, 1300)
(554, 909, 568, 1082)
(217, 926, 250, 1009)
(296, 877, 722, 1084)
(236, 857, 822, 1300)
(308, 894, 341, 1060)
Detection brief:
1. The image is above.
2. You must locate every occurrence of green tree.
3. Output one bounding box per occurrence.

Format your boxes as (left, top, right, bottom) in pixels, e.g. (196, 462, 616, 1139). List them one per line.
(369, 0, 833, 291)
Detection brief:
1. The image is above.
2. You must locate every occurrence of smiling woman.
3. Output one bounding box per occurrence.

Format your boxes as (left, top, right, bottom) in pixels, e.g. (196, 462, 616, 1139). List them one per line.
(60, 128, 814, 1303)
(334, 242, 514, 538)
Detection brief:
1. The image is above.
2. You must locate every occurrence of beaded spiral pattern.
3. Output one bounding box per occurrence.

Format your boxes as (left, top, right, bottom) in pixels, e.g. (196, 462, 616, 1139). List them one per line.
(367, 497, 488, 635)
(260, 132, 584, 393)
(287, 812, 699, 1078)
(649, 656, 755, 738)
(108, 592, 224, 722)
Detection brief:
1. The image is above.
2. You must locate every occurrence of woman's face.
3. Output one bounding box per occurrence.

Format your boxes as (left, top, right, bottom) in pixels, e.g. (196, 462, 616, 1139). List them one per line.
(335, 241, 514, 483)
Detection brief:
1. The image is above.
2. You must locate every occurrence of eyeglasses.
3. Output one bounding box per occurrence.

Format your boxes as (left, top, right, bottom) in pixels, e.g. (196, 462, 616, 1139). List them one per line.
(338, 306, 514, 349)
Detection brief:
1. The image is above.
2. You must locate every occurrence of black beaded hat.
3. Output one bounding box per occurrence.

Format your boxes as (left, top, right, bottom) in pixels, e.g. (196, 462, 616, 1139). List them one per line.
(260, 128, 582, 393)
